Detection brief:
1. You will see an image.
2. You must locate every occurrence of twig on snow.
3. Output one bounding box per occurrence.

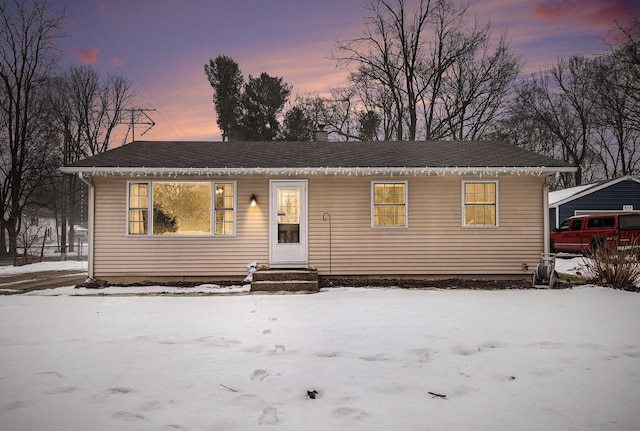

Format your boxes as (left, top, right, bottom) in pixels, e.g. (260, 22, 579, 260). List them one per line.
(220, 384, 238, 392)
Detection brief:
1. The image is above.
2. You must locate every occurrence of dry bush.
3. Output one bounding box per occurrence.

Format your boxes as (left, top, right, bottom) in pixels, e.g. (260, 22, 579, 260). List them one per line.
(581, 242, 640, 292)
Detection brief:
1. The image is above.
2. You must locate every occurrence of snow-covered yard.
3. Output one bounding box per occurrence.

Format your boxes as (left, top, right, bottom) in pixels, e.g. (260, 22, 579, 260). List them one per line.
(0, 258, 639, 430)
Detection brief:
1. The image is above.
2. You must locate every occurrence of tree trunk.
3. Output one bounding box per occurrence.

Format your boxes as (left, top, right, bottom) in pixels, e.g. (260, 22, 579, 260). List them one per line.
(6, 220, 18, 257)
(0, 223, 8, 257)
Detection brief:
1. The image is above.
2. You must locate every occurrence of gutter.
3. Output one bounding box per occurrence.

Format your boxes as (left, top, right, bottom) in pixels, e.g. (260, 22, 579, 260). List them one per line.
(543, 177, 551, 255)
(60, 165, 578, 177)
(77, 173, 94, 278)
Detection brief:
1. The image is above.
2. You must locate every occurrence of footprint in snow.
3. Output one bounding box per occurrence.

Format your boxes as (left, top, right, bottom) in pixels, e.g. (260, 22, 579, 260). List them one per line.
(112, 411, 146, 422)
(0, 400, 26, 411)
(258, 407, 279, 425)
(359, 353, 389, 362)
(160, 425, 189, 431)
(106, 387, 136, 395)
(317, 350, 341, 358)
(623, 346, 640, 358)
(250, 369, 269, 381)
(43, 385, 79, 395)
(333, 407, 369, 420)
(197, 336, 241, 347)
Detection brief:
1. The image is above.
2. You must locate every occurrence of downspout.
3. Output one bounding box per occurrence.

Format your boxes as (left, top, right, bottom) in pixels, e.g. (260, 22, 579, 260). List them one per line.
(543, 176, 551, 255)
(78, 172, 95, 278)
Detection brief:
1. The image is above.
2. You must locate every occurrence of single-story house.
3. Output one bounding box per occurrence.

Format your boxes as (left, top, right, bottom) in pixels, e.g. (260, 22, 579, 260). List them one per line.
(549, 175, 640, 229)
(61, 140, 575, 282)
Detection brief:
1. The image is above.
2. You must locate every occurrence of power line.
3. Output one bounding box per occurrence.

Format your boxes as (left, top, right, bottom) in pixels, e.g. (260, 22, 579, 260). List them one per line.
(67, 6, 189, 141)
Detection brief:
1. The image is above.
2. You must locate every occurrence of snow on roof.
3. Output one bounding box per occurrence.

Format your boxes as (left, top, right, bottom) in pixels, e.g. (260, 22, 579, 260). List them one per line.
(549, 183, 595, 205)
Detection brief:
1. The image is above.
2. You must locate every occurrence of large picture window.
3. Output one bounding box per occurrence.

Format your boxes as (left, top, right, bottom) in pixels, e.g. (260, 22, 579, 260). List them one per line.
(127, 181, 235, 236)
(372, 181, 407, 228)
(153, 182, 211, 235)
(463, 181, 497, 227)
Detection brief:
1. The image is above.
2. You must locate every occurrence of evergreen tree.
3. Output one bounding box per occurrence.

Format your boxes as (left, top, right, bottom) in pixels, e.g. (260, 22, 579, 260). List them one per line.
(240, 73, 291, 140)
(204, 55, 243, 141)
(281, 106, 314, 141)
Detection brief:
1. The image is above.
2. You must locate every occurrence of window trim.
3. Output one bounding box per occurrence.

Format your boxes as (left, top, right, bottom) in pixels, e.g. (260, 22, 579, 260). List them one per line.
(213, 181, 237, 237)
(371, 180, 408, 229)
(126, 181, 151, 236)
(126, 180, 237, 237)
(461, 180, 499, 228)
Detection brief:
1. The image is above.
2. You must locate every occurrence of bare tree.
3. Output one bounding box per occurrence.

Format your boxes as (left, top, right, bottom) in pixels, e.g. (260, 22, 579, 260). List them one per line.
(45, 65, 133, 255)
(508, 57, 602, 187)
(590, 56, 640, 178)
(0, 0, 64, 256)
(334, 0, 431, 140)
(439, 31, 521, 140)
(416, 0, 491, 140)
(285, 90, 362, 141)
(64, 65, 133, 158)
(333, 0, 517, 141)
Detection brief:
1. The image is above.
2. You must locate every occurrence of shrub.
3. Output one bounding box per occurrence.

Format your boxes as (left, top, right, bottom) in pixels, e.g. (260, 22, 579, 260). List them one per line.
(581, 242, 640, 292)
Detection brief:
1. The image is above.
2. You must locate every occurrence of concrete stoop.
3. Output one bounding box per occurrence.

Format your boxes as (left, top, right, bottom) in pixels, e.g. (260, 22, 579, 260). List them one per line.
(251, 269, 319, 293)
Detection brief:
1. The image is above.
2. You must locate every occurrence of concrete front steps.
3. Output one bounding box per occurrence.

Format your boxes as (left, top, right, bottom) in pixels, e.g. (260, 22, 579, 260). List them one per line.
(251, 269, 319, 293)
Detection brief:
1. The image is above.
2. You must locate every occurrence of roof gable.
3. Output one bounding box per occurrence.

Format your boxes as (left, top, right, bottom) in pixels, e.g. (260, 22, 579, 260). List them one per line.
(549, 176, 640, 207)
(62, 140, 575, 176)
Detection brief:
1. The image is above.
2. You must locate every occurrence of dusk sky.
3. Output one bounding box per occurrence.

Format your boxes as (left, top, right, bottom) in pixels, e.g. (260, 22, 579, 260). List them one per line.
(51, 0, 640, 143)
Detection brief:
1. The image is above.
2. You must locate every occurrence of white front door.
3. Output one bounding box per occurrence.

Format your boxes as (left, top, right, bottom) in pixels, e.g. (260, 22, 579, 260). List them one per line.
(269, 180, 308, 268)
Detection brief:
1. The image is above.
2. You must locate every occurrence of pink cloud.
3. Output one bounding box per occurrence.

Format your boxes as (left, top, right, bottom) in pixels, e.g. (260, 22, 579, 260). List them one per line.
(533, 0, 639, 27)
(110, 57, 124, 67)
(75, 48, 99, 64)
(97, 2, 107, 15)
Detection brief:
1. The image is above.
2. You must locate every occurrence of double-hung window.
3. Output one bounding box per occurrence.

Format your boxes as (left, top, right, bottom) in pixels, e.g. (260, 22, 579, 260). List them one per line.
(463, 181, 498, 227)
(127, 181, 235, 236)
(214, 183, 235, 235)
(372, 181, 407, 228)
(128, 182, 149, 235)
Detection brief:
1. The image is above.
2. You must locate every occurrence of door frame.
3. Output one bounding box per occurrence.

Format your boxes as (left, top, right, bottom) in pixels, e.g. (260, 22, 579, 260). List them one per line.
(269, 179, 308, 268)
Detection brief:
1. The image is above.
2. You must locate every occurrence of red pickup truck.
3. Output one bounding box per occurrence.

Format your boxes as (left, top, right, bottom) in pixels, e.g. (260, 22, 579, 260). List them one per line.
(550, 213, 640, 254)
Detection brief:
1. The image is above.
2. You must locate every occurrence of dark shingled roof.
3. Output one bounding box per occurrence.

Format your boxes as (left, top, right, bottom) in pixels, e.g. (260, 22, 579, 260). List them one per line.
(65, 140, 572, 171)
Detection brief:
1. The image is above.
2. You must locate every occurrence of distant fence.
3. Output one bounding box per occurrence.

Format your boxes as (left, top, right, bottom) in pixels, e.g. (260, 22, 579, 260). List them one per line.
(14, 239, 87, 266)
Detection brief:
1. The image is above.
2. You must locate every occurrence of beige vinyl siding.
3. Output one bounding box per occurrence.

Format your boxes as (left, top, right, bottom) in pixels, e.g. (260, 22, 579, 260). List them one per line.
(92, 174, 546, 280)
(92, 177, 269, 280)
(307, 175, 546, 277)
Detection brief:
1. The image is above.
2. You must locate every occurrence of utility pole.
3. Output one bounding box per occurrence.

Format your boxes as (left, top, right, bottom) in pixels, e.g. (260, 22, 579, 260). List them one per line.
(61, 116, 70, 260)
(122, 108, 156, 144)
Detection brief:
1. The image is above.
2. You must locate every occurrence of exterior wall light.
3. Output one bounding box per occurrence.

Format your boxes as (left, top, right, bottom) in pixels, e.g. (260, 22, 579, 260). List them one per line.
(250, 194, 257, 207)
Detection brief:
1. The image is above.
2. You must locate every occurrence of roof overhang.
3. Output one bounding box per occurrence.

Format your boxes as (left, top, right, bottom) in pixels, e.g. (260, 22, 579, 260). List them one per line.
(60, 165, 578, 177)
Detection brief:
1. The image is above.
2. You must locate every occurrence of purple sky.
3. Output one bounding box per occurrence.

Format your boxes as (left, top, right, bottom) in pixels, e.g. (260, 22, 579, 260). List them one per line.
(51, 0, 640, 143)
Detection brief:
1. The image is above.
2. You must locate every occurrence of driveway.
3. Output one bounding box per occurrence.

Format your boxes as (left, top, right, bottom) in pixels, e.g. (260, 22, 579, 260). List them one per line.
(0, 269, 87, 295)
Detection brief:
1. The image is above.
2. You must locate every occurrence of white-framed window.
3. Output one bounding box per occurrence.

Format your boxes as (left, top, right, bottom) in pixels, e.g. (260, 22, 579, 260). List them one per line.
(214, 182, 236, 235)
(127, 180, 236, 236)
(127, 182, 150, 235)
(462, 180, 498, 227)
(371, 180, 408, 228)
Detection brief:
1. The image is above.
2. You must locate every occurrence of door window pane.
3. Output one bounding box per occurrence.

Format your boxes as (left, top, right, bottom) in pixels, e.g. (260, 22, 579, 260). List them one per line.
(277, 188, 300, 243)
